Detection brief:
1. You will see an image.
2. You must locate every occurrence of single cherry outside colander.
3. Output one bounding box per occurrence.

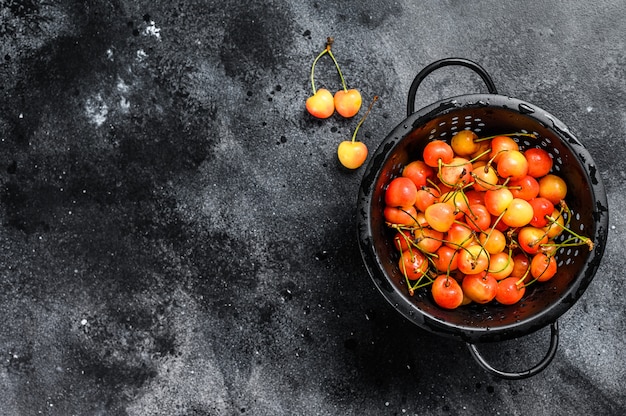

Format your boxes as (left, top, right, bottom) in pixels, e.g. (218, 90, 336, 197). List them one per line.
(357, 58, 609, 380)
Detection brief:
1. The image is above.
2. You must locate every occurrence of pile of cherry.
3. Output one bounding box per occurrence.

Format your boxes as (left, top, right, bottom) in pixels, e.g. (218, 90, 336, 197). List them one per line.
(383, 131, 593, 309)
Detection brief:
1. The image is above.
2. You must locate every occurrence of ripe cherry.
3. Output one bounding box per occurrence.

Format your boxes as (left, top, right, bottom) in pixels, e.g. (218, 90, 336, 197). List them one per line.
(451, 130, 480, 156)
(432, 245, 459, 272)
(415, 186, 440, 212)
(337, 96, 378, 169)
(306, 89, 335, 119)
(399, 250, 429, 280)
(383, 206, 418, 226)
(403, 160, 434, 188)
(479, 227, 507, 254)
(385, 177, 418, 207)
(501, 198, 534, 228)
(487, 251, 514, 280)
(462, 271, 498, 304)
(484, 187, 514, 216)
(543, 208, 565, 239)
(495, 277, 526, 305)
(510, 252, 531, 281)
(439, 157, 473, 187)
(431, 275, 464, 309)
(530, 252, 557, 282)
(471, 162, 499, 191)
(393, 230, 413, 252)
(464, 189, 485, 206)
(524, 147, 553, 178)
(445, 222, 476, 249)
(496, 149, 529, 180)
(517, 226, 549, 255)
(528, 197, 554, 227)
(325, 40, 362, 117)
(439, 190, 469, 219)
(457, 244, 490, 275)
(412, 227, 444, 254)
(509, 175, 539, 200)
(538, 174, 567, 205)
(489, 135, 519, 163)
(425, 202, 456, 232)
(337, 141, 367, 169)
(465, 203, 492, 232)
(423, 140, 454, 168)
(334, 89, 362, 118)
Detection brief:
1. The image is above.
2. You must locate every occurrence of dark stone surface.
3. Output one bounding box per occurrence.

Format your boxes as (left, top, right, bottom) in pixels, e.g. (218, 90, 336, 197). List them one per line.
(0, 1, 624, 415)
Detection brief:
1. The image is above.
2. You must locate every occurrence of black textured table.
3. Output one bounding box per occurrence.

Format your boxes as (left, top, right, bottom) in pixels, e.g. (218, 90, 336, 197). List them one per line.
(1, 1, 625, 415)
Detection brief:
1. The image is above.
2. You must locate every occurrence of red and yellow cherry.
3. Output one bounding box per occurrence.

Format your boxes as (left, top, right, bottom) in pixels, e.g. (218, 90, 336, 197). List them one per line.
(496, 149, 529, 180)
(489, 135, 519, 163)
(306, 88, 335, 119)
(462, 271, 498, 304)
(524, 147, 553, 178)
(465, 203, 492, 232)
(530, 252, 557, 282)
(415, 186, 440, 212)
(399, 250, 429, 280)
(385, 177, 418, 207)
(423, 140, 454, 168)
(424, 202, 456, 232)
(517, 226, 549, 255)
(451, 130, 480, 156)
(457, 244, 490, 275)
(539, 174, 567, 205)
(439, 190, 469, 219)
(501, 198, 534, 228)
(412, 227, 444, 254)
(337, 95, 378, 169)
(471, 162, 499, 191)
(334, 89, 362, 118)
(337, 140, 368, 169)
(495, 277, 526, 305)
(445, 222, 475, 249)
(487, 251, 514, 280)
(543, 208, 565, 239)
(509, 175, 539, 200)
(510, 252, 531, 281)
(479, 228, 507, 254)
(402, 160, 434, 188)
(393, 230, 413, 252)
(439, 157, 473, 187)
(383, 205, 418, 226)
(431, 275, 464, 309)
(465, 189, 485, 206)
(432, 245, 459, 272)
(484, 187, 514, 216)
(528, 197, 555, 227)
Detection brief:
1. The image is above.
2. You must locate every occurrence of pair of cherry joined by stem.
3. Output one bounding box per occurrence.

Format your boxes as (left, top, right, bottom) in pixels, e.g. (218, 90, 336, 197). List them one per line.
(306, 37, 362, 119)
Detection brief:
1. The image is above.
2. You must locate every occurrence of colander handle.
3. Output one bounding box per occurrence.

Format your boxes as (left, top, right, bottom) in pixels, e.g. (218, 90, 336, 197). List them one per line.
(407, 57, 498, 116)
(466, 321, 559, 380)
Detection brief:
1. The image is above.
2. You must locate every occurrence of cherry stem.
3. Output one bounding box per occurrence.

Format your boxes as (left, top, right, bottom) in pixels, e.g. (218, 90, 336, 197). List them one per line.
(309, 37, 350, 94)
(351, 96, 379, 142)
(320, 37, 349, 92)
(309, 47, 328, 94)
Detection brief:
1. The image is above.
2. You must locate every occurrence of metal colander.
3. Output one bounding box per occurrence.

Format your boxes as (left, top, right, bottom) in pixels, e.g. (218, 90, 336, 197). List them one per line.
(357, 58, 609, 379)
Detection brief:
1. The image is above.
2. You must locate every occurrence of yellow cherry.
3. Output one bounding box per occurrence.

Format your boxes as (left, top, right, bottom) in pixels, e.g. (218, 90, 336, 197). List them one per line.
(338, 140, 368, 169)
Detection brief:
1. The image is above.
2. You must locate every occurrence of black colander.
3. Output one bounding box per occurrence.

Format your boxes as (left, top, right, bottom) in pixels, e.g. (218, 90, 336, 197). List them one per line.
(357, 58, 609, 379)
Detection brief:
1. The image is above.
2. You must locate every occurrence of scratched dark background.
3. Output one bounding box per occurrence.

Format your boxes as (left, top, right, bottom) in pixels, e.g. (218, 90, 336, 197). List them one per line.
(1, 0, 625, 415)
